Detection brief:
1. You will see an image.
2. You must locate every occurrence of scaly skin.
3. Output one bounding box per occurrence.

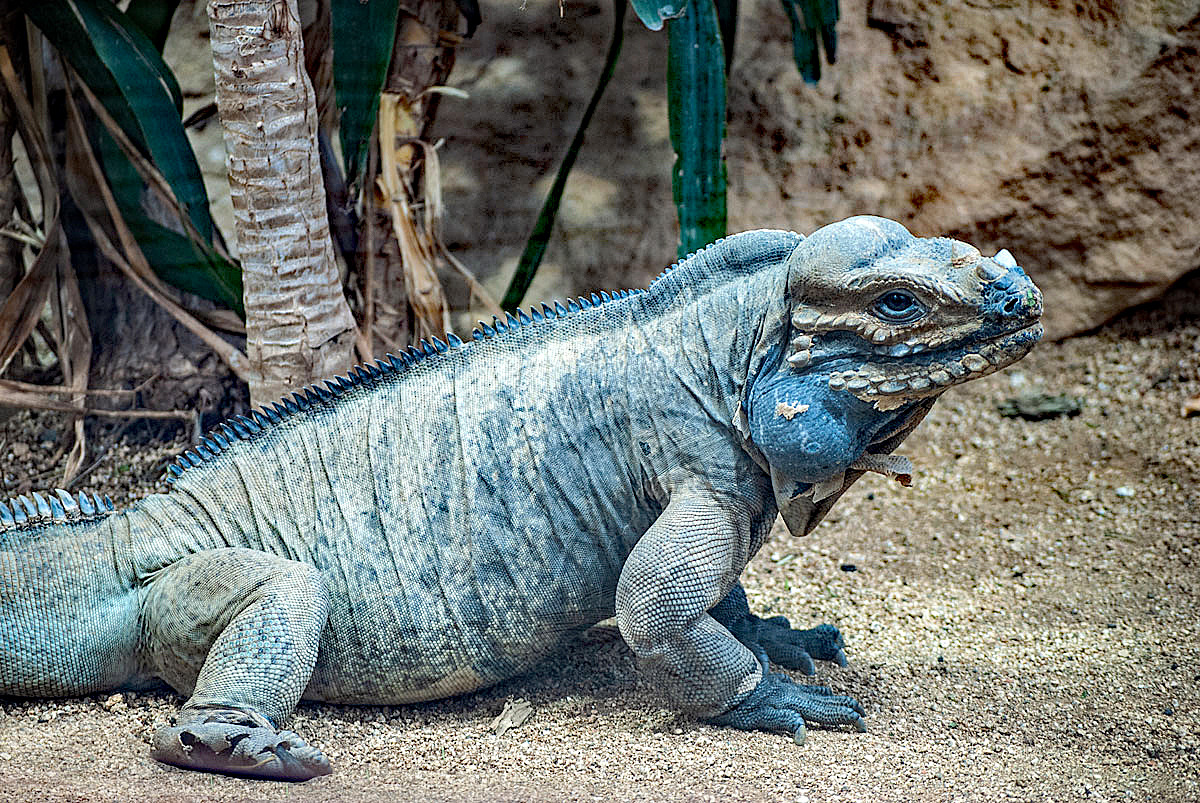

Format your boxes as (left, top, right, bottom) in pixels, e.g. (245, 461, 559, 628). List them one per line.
(0, 217, 1042, 780)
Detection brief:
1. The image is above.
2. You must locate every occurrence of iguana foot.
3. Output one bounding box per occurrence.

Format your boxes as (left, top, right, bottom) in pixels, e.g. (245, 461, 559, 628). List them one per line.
(151, 708, 331, 781)
(729, 614, 849, 674)
(709, 672, 866, 739)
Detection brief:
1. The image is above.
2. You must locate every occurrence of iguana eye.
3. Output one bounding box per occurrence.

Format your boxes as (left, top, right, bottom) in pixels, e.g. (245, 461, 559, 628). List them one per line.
(872, 290, 925, 324)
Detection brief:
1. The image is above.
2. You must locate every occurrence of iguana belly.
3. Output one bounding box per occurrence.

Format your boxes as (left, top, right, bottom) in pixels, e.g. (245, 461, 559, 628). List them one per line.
(300, 548, 617, 704)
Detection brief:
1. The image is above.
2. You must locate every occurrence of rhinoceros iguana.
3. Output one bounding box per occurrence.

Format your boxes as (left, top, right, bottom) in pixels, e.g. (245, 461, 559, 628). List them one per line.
(0, 217, 1042, 779)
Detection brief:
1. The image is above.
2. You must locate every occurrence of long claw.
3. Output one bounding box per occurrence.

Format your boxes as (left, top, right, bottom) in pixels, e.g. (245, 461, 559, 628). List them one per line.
(833, 647, 849, 667)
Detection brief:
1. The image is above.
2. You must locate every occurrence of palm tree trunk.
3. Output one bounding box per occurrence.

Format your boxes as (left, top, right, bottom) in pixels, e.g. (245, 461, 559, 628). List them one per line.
(208, 0, 356, 405)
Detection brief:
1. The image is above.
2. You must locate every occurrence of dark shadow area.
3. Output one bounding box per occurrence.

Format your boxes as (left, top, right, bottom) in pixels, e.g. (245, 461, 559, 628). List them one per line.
(1104, 267, 1200, 339)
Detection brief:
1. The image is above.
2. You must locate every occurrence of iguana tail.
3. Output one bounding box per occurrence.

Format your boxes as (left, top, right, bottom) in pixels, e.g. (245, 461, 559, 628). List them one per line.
(0, 490, 144, 697)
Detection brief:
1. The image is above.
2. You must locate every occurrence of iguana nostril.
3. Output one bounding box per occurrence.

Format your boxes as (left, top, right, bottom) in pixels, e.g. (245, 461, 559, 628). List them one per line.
(1003, 297, 1019, 315)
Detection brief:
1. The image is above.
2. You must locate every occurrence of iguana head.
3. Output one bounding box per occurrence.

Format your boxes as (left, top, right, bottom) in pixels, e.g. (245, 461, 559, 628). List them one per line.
(742, 216, 1042, 533)
(781, 215, 1042, 409)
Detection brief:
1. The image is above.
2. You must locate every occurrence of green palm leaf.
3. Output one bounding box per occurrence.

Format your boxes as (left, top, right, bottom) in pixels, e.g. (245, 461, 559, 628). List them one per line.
(331, 0, 401, 185)
(668, 0, 727, 257)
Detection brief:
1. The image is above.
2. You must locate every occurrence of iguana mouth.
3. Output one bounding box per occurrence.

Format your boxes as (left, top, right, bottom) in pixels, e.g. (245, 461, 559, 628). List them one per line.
(826, 321, 1043, 406)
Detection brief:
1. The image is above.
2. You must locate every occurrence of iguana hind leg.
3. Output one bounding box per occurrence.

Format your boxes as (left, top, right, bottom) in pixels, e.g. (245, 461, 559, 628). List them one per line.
(141, 548, 331, 780)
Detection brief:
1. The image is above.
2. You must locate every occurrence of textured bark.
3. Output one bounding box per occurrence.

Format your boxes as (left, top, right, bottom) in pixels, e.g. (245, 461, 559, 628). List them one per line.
(360, 0, 461, 351)
(208, 0, 356, 404)
(75, 257, 241, 416)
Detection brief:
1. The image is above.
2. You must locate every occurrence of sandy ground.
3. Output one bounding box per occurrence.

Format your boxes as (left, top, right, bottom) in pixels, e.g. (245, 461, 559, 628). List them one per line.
(1, 283, 1199, 802)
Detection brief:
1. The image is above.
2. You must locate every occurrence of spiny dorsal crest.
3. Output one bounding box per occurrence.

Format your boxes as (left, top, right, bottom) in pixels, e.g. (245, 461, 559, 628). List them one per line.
(162, 290, 643, 486)
(0, 489, 115, 532)
(161, 232, 800, 487)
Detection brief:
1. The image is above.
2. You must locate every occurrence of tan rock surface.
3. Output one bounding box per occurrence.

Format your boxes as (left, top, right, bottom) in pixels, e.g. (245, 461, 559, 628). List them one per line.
(435, 0, 1200, 338)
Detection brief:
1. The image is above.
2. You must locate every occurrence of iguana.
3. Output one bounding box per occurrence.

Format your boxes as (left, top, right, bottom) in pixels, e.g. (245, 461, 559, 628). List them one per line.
(0, 216, 1042, 781)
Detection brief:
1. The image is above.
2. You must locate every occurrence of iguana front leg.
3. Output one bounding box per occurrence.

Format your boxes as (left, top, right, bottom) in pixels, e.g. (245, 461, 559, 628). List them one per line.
(615, 492, 864, 737)
(710, 583, 849, 675)
(141, 548, 332, 781)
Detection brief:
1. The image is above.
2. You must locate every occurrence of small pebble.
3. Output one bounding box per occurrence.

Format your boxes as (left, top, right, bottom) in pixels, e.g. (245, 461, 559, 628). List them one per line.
(102, 694, 127, 713)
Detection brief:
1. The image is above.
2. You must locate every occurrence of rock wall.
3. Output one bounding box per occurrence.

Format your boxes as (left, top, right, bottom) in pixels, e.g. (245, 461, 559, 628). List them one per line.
(437, 0, 1200, 338)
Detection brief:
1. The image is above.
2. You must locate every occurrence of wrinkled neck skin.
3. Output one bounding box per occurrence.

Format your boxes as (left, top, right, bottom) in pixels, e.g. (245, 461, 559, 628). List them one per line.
(615, 255, 783, 507)
(734, 270, 928, 495)
(625, 259, 921, 514)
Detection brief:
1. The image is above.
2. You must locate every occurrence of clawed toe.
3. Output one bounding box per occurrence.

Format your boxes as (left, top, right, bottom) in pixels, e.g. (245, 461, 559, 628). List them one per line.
(151, 708, 331, 781)
(751, 619, 849, 672)
(710, 672, 867, 736)
(791, 623, 848, 665)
